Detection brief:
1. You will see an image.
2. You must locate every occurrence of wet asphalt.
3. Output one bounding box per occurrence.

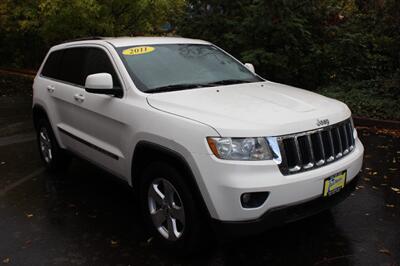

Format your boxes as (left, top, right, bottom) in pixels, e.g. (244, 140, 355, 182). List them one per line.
(0, 95, 399, 266)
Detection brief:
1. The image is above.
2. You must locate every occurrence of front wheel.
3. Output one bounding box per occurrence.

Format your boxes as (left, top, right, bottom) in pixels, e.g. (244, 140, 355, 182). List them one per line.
(140, 162, 206, 252)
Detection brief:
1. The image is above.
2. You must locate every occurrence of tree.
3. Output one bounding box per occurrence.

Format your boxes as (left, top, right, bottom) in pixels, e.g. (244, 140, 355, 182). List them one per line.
(0, 0, 185, 68)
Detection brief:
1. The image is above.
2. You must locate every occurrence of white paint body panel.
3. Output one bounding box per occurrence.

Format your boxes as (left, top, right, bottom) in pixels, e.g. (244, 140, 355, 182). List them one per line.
(33, 37, 364, 222)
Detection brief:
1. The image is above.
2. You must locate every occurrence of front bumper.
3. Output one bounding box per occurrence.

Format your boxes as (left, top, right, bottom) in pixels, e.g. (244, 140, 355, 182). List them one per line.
(212, 174, 359, 237)
(192, 138, 364, 221)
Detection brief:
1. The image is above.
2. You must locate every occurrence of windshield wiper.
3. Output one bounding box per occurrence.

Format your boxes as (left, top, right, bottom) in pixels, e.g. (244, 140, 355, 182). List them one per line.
(207, 79, 252, 86)
(145, 83, 213, 93)
(145, 79, 252, 93)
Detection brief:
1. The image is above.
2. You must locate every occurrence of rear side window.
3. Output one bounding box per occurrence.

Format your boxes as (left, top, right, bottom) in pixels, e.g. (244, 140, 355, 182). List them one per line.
(84, 48, 121, 88)
(41, 47, 121, 89)
(58, 48, 86, 86)
(41, 50, 63, 79)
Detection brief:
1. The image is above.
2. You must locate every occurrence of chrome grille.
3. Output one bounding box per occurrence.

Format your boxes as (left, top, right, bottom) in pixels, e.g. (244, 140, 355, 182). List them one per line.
(277, 119, 355, 175)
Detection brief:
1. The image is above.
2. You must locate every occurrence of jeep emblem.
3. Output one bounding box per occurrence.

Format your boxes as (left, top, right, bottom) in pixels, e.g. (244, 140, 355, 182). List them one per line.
(317, 119, 330, 127)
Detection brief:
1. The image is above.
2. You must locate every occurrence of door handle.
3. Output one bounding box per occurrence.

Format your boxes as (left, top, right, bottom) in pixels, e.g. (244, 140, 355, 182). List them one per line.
(73, 93, 85, 103)
(47, 85, 55, 93)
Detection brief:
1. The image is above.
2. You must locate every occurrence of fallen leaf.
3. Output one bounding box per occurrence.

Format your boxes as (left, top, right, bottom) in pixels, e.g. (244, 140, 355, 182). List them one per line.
(385, 204, 395, 208)
(372, 186, 379, 190)
(25, 213, 34, 218)
(0, 162, 5, 165)
(372, 172, 378, 175)
(379, 248, 391, 255)
(391, 187, 400, 192)
(147, 237, 153, 244)
(389, 168, 397, 171)
(110, 240, 119, 246)
(2, 258, 10, 264)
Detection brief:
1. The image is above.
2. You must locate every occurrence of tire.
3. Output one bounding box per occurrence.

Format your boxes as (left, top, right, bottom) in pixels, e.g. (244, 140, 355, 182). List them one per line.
(139, 161, 206, 253)
(36, 118, 71, 171)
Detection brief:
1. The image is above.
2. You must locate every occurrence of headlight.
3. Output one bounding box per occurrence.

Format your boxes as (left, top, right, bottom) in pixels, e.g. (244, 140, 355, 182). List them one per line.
(207, 137, 279, 161)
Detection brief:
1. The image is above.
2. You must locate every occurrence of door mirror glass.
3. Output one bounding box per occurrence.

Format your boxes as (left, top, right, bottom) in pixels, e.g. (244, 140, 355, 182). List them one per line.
(244, 63, 255, 73)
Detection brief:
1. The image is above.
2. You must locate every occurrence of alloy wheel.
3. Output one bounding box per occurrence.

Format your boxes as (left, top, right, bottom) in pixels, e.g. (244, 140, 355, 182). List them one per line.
(148, 178, 185, 241)
(39, 127, 53, 163)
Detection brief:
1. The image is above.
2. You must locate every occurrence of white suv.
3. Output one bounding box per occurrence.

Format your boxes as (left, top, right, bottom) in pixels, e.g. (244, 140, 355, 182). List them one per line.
(33, 37, 364, 249)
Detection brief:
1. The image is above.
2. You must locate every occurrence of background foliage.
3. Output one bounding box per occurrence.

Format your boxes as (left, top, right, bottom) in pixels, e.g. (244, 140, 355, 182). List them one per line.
(0, 0, 399, 119)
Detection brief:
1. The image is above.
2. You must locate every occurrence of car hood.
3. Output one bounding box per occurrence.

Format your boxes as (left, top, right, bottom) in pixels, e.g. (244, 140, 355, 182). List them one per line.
(146, 81, 351, 137)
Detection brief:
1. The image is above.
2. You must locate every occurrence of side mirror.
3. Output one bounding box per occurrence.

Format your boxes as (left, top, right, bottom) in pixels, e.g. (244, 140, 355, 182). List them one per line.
(244, 63, 255, 73)
(85, 73, 122, 97)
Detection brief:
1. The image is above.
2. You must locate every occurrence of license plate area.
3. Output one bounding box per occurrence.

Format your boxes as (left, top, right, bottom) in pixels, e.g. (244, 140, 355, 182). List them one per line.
(323, 171, 347, 197)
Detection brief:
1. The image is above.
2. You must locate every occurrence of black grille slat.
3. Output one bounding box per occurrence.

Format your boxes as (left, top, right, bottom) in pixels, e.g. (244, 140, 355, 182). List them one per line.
(311, 132, 325, 166)
(345, 122, 354, 148)
(298, 135, 314, 169)
(306, 135, 315, 167)
(283, 138, 298, 169)
(339, 124, 349, 154)
(332, 127, 343, 158)
(278, 119, 355, 175)
(322, 130, 335, 162)
(292, 138, 302, 172)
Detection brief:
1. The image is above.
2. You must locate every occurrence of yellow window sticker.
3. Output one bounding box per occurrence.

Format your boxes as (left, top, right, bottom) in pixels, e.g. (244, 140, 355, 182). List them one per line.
(122, 46, 155, 56)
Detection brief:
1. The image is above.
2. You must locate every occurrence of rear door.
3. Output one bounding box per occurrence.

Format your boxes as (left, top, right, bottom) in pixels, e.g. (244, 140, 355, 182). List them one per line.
(38, 48, 87, 148)
(48, 48, 88, 148)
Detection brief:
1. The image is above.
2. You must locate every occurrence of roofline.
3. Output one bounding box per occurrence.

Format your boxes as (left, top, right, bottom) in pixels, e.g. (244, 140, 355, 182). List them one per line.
(52, 36, 211, 49)
(61, 36, 106, 43)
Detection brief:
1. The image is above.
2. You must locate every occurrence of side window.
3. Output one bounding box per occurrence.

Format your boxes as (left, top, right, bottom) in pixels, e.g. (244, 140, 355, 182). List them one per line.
(58, 48, 87, 86)
(84, 48, 121, 88)
(41, 50, 63, 79)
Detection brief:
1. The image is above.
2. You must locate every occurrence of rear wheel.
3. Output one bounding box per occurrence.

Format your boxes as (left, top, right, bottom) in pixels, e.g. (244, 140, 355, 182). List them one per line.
(36, 118, 71, 171)
(140, 162, 206, 252)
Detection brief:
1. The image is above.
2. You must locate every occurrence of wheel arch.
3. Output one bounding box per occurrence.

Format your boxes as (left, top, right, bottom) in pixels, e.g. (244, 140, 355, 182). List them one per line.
(131, 141, 212, 219)
(32, 104, 50, 130)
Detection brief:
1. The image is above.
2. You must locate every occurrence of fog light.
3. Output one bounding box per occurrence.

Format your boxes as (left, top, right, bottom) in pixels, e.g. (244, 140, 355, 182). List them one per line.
(240, 192, 269, 208)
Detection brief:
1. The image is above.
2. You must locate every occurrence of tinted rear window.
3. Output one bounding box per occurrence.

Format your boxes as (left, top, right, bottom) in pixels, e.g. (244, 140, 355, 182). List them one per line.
(41, 50, 63, 79)
(58, 48, 86, 86)
(41, 47, 121, 88)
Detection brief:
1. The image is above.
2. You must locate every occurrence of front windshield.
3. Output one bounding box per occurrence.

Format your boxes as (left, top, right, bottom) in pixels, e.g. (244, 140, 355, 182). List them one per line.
(117, 44, 262, 93)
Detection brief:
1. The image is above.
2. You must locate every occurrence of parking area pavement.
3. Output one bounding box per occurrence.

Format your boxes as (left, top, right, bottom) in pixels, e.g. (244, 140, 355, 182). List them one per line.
(0, 94, 399, 266)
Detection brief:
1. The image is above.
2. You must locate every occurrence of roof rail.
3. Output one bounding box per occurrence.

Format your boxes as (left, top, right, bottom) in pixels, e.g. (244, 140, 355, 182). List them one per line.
(62, 36, 105, 43)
